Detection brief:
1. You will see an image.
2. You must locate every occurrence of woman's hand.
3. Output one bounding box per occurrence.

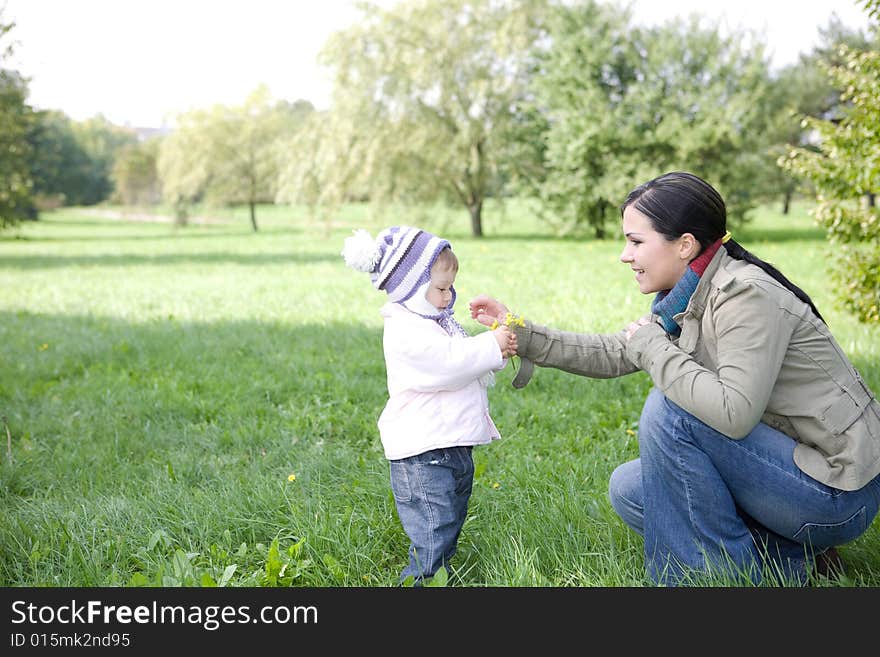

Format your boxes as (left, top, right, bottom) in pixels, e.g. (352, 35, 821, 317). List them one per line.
(624, 316, 653, 341)
(469, 295, 510, 328)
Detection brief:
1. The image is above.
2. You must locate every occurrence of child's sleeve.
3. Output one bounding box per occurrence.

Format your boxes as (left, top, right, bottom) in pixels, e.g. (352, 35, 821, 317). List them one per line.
(385, 320, 503, 392)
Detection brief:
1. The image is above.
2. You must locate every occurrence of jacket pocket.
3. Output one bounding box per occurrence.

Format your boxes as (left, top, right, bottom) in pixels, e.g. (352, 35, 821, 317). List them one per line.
(820, 389, 872, 436)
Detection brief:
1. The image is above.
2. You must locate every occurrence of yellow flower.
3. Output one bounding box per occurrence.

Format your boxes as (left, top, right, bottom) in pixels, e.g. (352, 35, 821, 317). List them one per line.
(626, 429, 636, 437)
(489, 313, 525, 330)
(491, 481, 501, 489)
(38, 343, 49, 351)
(287, 473, 296, 482)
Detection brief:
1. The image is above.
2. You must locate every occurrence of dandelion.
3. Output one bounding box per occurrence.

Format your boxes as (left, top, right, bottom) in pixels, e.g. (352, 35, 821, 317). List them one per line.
(38, 343, 48, 351)
(489, 312, 526, 330)
(626, 429, 636, 437)
(491, 481, 501, 490)
(287, 473, 296, 482)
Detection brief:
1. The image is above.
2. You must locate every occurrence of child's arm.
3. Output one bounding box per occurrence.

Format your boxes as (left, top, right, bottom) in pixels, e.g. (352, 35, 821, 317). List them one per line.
(385, 319, 506, 391)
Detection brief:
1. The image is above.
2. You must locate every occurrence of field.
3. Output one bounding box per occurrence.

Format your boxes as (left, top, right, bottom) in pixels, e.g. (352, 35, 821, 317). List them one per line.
(1, 199, 878, 587)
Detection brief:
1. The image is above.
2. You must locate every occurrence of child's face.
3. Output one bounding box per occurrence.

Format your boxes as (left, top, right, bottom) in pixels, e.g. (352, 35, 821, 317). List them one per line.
(426, 262, 456, 311)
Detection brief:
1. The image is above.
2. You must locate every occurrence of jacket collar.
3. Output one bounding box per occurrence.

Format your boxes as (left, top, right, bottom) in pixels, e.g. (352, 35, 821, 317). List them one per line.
(676, 247, 729, 321)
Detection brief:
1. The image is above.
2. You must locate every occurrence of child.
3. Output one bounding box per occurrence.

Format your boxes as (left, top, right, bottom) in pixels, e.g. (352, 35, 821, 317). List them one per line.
(342, 225, 516, 584)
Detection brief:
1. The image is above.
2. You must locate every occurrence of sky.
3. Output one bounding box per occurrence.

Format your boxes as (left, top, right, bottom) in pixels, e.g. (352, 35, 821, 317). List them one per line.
(1, 0, 875, 128)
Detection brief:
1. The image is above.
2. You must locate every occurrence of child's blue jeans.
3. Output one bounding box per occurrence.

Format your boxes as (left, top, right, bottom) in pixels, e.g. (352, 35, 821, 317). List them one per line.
(609, 388, 880, 585)
(390, 446, 474, 583)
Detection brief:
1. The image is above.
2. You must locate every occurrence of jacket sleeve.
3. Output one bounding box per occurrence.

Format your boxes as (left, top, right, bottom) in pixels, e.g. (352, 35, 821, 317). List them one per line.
(384, 318, 504, 392)
(625, 279, 794, 438)
(511, 319, 642, 387)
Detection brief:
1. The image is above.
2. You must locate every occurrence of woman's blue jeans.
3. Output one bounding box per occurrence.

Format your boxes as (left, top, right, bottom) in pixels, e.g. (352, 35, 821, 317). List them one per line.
(609, 388, 880, 585)
(390, 446, 474, 583)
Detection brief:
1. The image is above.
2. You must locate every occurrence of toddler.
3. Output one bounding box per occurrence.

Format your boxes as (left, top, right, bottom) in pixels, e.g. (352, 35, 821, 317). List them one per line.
(342, 225, 516, 584)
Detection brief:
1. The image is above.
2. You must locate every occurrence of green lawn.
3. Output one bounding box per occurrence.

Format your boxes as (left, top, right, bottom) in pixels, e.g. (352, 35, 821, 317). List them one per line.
(1, 199, 878, 586)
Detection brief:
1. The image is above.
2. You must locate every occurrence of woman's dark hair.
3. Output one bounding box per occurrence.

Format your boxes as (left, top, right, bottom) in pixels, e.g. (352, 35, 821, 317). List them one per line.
(620, 171, 824, 322)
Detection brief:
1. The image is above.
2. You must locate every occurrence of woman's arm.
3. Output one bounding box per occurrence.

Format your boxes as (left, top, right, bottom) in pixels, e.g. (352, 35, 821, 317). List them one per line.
(469, 294, 642, 383)
(625, 280, 794, 438)
(514, 319, 642, 379)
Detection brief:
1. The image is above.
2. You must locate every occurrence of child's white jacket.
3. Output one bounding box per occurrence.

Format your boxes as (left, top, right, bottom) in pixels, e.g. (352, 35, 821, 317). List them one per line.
(378, 302, 505, 460)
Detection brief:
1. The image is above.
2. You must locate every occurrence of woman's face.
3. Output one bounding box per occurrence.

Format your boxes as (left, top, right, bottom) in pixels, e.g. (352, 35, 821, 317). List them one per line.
(619, 205, 694, 294)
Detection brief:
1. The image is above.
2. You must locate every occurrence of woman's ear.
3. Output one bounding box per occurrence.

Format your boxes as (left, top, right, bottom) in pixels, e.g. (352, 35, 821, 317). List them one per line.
(679, 233, 699, 261)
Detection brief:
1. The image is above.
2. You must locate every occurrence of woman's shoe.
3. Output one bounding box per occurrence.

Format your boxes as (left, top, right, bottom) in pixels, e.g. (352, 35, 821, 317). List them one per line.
(814, 547, 846, 579)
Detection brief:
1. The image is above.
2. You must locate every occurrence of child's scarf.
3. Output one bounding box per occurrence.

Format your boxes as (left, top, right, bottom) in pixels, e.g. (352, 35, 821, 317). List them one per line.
(397, 288, 468, 338)
(438, 311, 468, 338)
(651, 240, 722, 336)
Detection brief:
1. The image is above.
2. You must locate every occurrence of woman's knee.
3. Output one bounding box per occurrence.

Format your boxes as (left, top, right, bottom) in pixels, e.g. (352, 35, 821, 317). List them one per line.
(609, 459, 640, 501)
(608, 459, 644, 534)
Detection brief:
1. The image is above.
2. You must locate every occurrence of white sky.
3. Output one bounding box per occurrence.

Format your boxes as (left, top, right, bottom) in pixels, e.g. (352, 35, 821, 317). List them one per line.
(1, 0, 874, 128)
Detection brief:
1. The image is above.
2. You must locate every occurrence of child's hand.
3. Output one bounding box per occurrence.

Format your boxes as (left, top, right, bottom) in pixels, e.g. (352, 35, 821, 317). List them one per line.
(493, 325, 518, 358)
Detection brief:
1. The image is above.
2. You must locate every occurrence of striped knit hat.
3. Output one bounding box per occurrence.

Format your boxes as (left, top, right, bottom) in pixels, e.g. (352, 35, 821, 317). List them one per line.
(341, 226, 454, 316)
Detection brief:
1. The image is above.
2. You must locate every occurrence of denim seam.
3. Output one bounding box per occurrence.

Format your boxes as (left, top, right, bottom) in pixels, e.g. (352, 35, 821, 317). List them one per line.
(413, 461, 436, 574)
(390, 461, 412, 503)
(791, 505, 866, 542)
(672, 415, 703, 546)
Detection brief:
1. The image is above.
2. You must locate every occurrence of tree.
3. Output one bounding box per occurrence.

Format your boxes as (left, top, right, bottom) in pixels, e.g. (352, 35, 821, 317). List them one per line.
(159, 86, 309, 231)
(765, 14, 880, 214)
(780, 37, 880, 323)
(111, 138, 161, 206)
(156, 109, 208, 225)
(279, 0, 549, 237)
(27, 110, 93, 207)
(0, 13, 34, 226)
(69, 115, 137, 205)
(518, 0, 635, 237)
(26, 111, 138, 208)
(276, 107, 368, 226)
(522, 1, 776, 237)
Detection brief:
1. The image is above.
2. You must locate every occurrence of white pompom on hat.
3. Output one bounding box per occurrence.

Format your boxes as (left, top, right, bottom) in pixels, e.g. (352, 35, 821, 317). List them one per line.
(341, 229, 381, 273)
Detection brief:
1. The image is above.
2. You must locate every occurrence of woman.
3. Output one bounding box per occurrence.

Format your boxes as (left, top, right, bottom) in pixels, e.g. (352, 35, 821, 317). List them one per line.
(470, 171, 880, 585)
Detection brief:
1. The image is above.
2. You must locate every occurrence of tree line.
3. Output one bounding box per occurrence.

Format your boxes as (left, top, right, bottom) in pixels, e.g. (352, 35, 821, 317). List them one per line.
(1, 0, 877, 321)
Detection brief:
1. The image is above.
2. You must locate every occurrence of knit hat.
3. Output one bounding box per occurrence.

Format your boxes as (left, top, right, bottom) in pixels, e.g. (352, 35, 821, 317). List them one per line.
(341, 225, 455, 318)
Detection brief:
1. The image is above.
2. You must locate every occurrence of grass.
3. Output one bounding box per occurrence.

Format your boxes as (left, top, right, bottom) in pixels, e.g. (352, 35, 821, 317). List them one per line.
(1, 198, 878, 587)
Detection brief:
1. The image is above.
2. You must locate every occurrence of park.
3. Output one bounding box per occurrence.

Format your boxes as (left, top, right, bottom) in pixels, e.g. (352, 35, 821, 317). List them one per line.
(2, 0, 879, 589)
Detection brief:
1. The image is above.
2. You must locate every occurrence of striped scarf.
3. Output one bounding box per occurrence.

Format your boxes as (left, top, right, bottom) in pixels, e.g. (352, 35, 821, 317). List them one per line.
(438, 311, 468, 338)
(651, 240, 722, 336)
